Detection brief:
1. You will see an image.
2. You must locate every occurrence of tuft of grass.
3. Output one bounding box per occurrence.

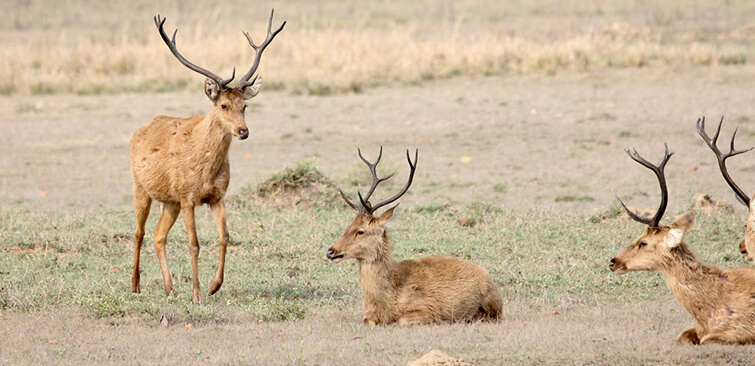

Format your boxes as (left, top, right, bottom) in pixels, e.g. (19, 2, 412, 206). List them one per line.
(255, 159, 332, 197)
(232, 159, 341, 209)
(493, 183, 508, 193)
(554, 195, 595, 203)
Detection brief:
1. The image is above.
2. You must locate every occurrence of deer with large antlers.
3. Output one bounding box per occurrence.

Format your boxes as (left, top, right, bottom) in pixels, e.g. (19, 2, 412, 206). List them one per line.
(326, 148, 503, 326)
(697, 116, 755, 260)
(610, 145, 755, 344)
(130, 10, 285, 303)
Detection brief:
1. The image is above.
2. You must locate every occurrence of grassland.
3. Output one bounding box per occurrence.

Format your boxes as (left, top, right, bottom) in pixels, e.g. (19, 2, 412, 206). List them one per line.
(1, 0, 753, 96)
(0, 170, 752, 364)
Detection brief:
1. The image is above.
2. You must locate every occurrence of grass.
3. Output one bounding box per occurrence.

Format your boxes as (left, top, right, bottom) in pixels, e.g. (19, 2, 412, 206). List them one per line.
(0, 0, 753, 96)
(0, 195, 748, 322)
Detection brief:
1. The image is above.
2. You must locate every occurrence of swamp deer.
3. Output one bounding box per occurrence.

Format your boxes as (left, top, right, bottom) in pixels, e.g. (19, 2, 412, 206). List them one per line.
(326, 148, 503, 326)
(610, 145, 755, 344)
(697, 116, 755, 260)
(130, 11, 285, 303)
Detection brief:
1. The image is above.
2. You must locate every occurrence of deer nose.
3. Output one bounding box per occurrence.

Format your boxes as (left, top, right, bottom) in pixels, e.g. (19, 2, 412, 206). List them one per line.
(326, 248, 335, 259)
(238, 128, 249, 140)
(609, 258, 617, 271)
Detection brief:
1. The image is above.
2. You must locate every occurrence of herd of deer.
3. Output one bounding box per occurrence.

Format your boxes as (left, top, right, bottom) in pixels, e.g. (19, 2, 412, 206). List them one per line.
(127, 9, 755, 344)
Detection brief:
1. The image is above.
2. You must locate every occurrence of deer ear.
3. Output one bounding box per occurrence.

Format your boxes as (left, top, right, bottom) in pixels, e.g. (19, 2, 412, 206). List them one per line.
(376, 204, 398, 225)
(243, 76, 263, 99)
(204, 79, 220, 101)
(671, 210, 695, 234)
(666, 211, 695, 249)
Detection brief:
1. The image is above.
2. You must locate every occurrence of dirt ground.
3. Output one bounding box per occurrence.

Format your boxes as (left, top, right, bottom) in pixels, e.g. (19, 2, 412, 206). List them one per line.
(4, 67, 755, 364)
(3, 66, 755, 214)
(2, 300, 755, 365)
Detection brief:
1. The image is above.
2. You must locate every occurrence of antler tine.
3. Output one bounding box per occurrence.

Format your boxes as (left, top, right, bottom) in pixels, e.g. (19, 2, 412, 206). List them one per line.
(369, 149, 419, 214)
(696, 116, 753, 206)
(339, 189, 360, 211)
(357, 146, 396, 204)
(238, 9, 287, 89)
(154, 15, 235, 87)
(611, 189, 653, 226)
(615, 145, 674, 228)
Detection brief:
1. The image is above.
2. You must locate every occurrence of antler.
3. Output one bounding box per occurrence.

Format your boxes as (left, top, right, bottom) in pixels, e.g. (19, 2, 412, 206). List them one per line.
(696, 116, 753, 207)
(612, 144, 674, 228)
(154, 15, 235, 88)
(339, 147, 418, 216)
(238, 9, 287, 89)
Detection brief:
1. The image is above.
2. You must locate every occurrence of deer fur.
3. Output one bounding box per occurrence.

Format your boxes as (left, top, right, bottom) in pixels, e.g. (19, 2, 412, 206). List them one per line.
(610, 211, 755, 344)
(130, 11, 283, 304)
(130, 83, 261, 304)
(327, 206, 504, 326)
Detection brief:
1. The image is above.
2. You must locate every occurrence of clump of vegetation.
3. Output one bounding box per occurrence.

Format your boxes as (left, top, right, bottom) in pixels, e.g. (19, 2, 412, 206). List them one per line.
(457, 202, 502, 227)
(232, 159, 341, 209)
(588, 204, 624, 224)
(245, 295, 307, 322)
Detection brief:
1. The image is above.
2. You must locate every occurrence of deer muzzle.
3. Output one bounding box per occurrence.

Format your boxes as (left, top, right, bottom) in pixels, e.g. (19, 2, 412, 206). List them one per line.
(609, 258, 627, 273)
(326, 247, 344, 262)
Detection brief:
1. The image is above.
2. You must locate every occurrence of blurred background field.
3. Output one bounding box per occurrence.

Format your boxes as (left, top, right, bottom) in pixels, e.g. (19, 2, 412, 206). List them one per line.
(1, 0, 753, 96)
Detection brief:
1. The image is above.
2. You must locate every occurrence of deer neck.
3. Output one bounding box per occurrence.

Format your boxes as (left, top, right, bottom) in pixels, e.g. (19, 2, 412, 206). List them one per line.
(192, 112, 233, 176)
(659, 242, 724, 323)
(357, 232, 399, 322)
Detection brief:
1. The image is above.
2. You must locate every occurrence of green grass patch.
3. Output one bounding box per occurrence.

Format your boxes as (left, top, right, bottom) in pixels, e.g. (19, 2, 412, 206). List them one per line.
(0, 198, 748, 323)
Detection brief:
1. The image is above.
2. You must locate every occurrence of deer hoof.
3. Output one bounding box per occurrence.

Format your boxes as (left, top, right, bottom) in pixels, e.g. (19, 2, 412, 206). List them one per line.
(209, 280, 222, 295)
(676, 328, 700, 344)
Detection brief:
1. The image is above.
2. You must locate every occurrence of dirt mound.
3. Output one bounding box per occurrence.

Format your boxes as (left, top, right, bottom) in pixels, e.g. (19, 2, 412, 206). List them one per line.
(231, 159, 342, 209)
(693, 194, 735, 214)
(406, 350, 472, 366)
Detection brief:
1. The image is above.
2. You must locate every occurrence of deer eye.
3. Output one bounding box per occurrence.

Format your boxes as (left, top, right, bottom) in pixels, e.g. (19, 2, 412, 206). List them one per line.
(221, 104, 228, 110)
(243, 105, 247, 111)
(638, 241, 648, 248)
(356, 231, 365, 235)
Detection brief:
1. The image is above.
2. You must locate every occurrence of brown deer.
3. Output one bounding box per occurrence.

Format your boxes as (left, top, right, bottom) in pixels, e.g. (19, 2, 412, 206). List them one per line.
(610, 144, 755, 344)
(326, 148, 503, 326)
(697, 116, 755, 260)
(130, 11, 285, 303)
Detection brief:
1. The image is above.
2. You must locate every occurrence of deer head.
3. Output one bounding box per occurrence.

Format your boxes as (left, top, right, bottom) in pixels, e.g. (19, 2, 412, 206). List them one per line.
(609, 145, 696, 273)
(697, 116, 755, 260)
(154, 10, 285, 140)
(327, 147, 418, 263)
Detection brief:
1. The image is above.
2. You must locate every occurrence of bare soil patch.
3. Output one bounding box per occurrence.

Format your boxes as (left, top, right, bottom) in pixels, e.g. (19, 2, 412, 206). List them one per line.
(3, 66, 755, 214)
(2, 300, 755, 365)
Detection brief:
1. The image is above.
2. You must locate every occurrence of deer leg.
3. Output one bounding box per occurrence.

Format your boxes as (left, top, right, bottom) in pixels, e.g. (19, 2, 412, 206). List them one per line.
(131, 187, 152, 293)
(699, 332, 734, 345)
(181, 204, 202, 304)
(397, 311, 434, 327)
(676, 327, 701, 344)
(208, 200, 228, 295)
(154, 202, 180, 296)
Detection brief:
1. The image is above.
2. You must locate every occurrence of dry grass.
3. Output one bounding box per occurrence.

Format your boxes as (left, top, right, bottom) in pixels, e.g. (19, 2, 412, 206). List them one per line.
(0, 0, 753, 95)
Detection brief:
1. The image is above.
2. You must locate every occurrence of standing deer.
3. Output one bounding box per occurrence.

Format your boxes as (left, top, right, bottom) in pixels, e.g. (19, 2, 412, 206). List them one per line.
(130, 10, 285, 303)
(326, 148, 503, 326)
(610, 145, 755, 344)
(697, 116, 755, 260)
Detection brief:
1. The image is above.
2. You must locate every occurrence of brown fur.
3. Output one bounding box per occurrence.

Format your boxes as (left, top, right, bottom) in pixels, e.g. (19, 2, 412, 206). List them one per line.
(739, 200, 755, 261)
(130, 86, 256, 303)
(327, 207, 504, 326)
(610, 211, 755, 344)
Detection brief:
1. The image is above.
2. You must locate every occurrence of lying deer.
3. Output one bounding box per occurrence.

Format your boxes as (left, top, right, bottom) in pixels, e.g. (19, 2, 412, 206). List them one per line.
(697, 116, 755, 260)
(326, 148, 503, 326)
(130, 11, 285, 303)
(610, 144, 755, 344)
